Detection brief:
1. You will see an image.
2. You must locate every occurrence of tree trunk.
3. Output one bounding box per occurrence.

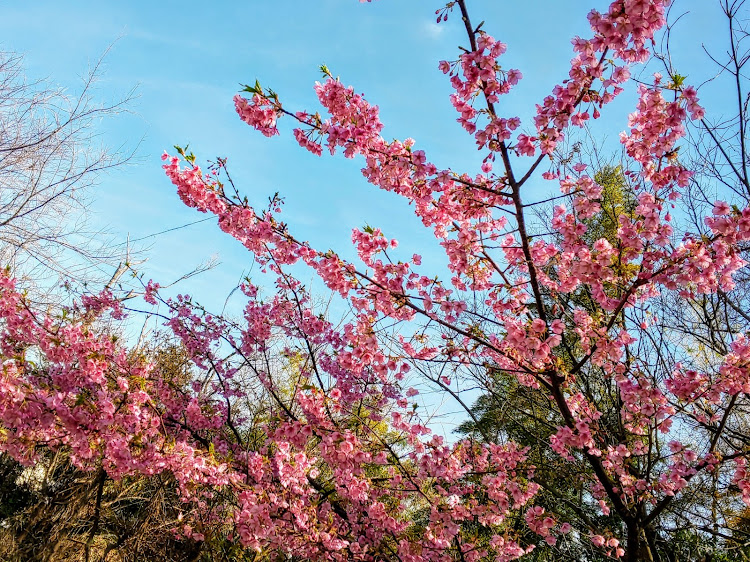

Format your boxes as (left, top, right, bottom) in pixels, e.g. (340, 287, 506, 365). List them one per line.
(627, 523, 657, 562)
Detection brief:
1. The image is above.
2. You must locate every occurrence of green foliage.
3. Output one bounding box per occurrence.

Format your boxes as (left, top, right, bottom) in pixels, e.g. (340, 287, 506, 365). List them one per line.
(585, 165, 637, 246)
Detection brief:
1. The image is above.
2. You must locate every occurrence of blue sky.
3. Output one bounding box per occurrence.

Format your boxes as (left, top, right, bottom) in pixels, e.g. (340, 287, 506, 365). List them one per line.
(0, 0, 726, 313)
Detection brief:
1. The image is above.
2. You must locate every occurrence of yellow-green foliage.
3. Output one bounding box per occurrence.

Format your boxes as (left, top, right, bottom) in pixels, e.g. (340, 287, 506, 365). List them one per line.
(585, 165, 637, 246)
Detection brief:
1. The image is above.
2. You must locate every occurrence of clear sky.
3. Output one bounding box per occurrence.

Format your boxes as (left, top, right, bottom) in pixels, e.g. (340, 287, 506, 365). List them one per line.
(0, 0, 725, 307)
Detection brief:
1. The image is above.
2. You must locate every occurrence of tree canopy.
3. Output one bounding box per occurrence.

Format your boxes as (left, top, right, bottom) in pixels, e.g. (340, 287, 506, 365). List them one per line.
(4, 1, 750, 561)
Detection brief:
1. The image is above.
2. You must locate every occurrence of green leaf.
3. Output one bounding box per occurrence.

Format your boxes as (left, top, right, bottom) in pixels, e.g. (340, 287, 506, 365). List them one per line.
(240, 79, 263, 95)
(668, 73, 687, 90)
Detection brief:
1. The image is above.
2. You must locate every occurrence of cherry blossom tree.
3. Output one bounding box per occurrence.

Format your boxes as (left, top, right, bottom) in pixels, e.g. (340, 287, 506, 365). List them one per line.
(4, 0, 750, 561)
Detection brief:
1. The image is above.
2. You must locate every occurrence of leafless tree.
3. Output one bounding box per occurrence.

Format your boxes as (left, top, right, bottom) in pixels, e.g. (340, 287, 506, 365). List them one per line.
(0, 50, 136, 305)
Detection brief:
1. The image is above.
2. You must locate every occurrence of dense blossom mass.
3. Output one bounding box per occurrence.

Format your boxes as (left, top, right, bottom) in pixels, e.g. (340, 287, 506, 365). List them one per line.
(3, 0, 750, 561)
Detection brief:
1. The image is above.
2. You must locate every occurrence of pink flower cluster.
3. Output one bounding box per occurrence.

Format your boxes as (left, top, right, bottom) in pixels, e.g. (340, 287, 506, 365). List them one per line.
(0, 271, 230, 494)
(439, 33, 522, 144)
(234, 93, 279, 137)
(534, 0, 671, 154)
(620, 76, 696, 193)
